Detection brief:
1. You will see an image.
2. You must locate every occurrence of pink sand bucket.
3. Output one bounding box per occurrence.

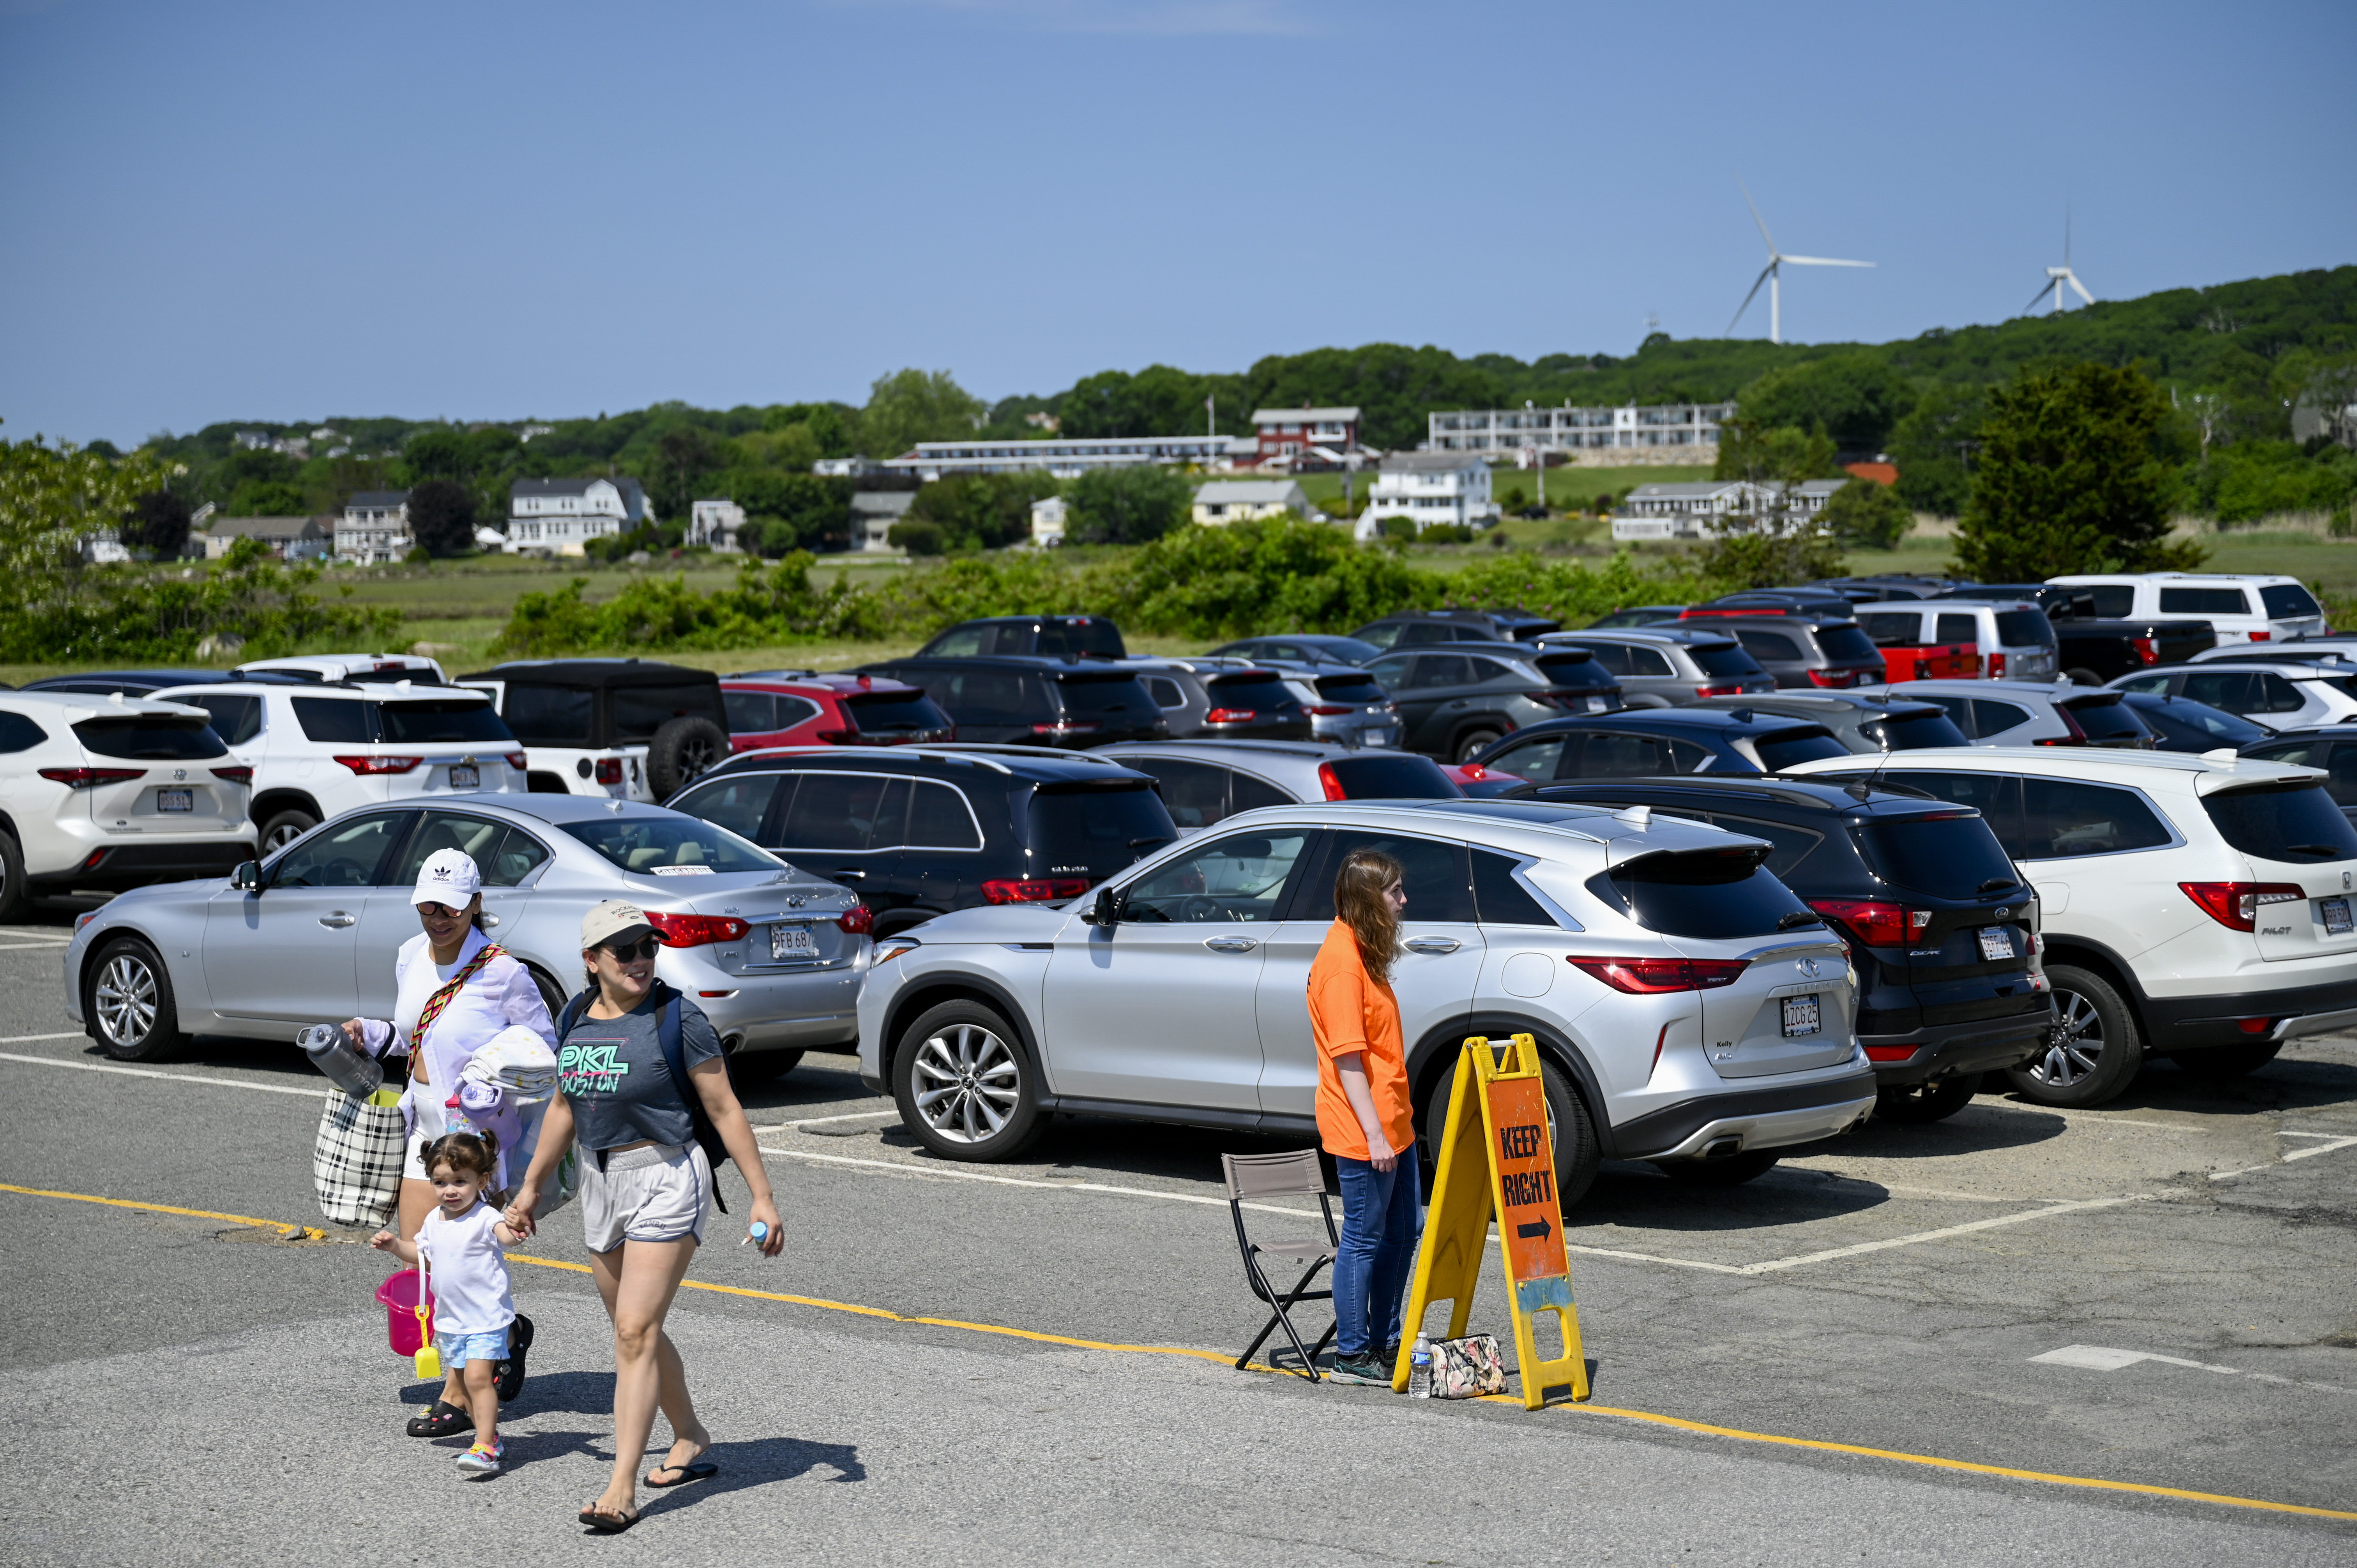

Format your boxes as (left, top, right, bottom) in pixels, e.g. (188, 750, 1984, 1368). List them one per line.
(376, 1269, 437, 1356)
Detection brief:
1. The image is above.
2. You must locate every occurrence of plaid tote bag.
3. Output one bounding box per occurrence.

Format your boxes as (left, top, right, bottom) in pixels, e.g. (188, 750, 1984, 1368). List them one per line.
(313, 1088, 405, 1227)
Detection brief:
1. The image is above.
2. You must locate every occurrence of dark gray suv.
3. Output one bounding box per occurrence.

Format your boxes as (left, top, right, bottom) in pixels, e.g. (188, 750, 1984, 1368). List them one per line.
(1363, 643, 1622, 763)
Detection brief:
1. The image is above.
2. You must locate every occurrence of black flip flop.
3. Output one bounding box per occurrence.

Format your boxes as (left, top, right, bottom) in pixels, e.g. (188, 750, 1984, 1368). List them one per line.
(405, 1400, 472, 1439)
(495, 1314, 534, 1402)
(579, 1506, 640, 1534)
(645, 1459, 718, 1489)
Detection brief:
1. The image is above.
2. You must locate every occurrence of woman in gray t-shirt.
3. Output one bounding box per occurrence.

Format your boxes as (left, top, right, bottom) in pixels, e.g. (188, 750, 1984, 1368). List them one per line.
(507, 900, 784, 1534)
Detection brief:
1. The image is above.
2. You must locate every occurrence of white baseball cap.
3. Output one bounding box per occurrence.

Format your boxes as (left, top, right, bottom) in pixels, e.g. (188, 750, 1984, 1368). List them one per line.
(581, 898, 661, 950)
(410, 848, 483, 908)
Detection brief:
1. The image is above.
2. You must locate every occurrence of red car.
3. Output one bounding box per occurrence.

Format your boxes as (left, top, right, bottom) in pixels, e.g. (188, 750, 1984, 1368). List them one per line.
(720, 671, 956, 752)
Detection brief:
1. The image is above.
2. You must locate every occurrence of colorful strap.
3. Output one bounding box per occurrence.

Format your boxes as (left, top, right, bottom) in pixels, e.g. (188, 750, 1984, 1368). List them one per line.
(410, 943, 507, 1055)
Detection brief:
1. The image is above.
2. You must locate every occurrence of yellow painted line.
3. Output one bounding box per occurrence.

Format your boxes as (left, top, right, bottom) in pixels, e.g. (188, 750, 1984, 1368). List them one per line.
(7, 1180, 2355, 1523)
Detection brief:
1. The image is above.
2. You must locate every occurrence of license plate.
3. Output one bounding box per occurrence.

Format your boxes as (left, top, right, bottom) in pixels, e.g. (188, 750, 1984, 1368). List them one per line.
(1585, 696, 1610, 712)
(2325, 898, 2352, 936)
(157, 788, 192, 812)
(770, 925, 815, 960)
(447, 765, 479, 789)
(1978, 925, 2013, 961)
(1780, 995, 1821, 1037)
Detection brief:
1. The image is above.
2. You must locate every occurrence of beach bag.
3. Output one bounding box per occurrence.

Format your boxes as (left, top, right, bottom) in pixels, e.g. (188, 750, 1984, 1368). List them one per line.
(313, 1087, 405, 1227)
(1430, 1334, 1507, 1399)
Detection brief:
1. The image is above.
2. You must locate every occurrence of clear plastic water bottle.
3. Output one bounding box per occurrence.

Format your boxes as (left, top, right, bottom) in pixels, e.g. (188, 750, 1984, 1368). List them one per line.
(1407, 1333, 1433, 1399)
(300, 1022, 382, 1098)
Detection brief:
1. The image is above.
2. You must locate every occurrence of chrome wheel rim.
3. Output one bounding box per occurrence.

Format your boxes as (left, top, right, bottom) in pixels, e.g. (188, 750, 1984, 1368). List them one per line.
(263, 819, 310, 851)
(95, 954, 157, 1047)
(912, 1023, 1019, 1144)
(2031, 989, 2104, 1086)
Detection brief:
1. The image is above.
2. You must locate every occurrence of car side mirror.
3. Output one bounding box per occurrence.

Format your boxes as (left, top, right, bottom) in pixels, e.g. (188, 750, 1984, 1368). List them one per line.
(230, 860, 261, 892)
(1081, 886, 1121, 927)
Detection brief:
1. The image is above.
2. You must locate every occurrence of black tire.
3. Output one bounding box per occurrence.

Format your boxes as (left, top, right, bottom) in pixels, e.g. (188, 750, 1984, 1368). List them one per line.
(1875, 1072, 1982, 1124)
(524, 964, 570, 1021)
(0, 829, 27, 923)
(259, 808, 318, 854)
(2064, 667, 2103, 687)
(2171, 1041, 2283, 1081)
(728, 1047, 805, 1088)
(2007, 964, 2141, 1107)
(891, 998, 1043, 1162)
(1454, 727, 1506, 765)
(1421, 1050, 1600, 1211)
(85, 936, 186, 1062)
(1657, 1151, 1780, 1187)
(648, 715, 729, 800)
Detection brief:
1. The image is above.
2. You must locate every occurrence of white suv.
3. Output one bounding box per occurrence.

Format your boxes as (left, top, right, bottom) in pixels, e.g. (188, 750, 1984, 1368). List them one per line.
(236, 653, 449, 684)
(855, 799, 1877, 1205)
(152, 681, 525, 853)
(1785, 748, 2357, 1104)
(0, 692, 254, 920)
(2045, 573, 2329, 645)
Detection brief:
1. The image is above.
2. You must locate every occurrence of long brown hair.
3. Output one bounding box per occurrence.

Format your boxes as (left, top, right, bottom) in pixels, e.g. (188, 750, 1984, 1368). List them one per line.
(1334, 848, 1404, 985)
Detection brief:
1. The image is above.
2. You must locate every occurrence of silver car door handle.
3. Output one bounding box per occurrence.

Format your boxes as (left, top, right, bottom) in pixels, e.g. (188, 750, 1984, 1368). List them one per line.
(319, 912, 357, 928)
(480, 912, 500, 928)
(1403, 935, 1459, 954)
(1203, 935, 1259, 953)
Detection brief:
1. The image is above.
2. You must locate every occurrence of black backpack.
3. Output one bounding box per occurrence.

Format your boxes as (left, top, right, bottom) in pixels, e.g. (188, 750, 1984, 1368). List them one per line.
(555, 980, 730, 1211)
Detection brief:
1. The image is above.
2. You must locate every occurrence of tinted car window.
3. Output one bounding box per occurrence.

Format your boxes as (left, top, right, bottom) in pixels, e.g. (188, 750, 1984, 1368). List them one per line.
(1709, 813, 1824, 879)
(613, 683, 726, 741)
(1123, 832, 1310, 923)
(1854, 813, 2020, 896)
(500, 685, 594, 746)
(1971, 699, 2032, 736)
(908, 780, 984, 849)
(1688, 643, 1763, 678)
(2059, 695, 2151, 743)
(1298, 830, 1477, 924)
(1315, 674, 1386, 704)
(1051, 672, 1159, 724)
(1861, 708, 1971, 749)
(1574, 731, 1675, 778)
(1472, 848, 1562, 927)
(1409, 655, 1473, 689)
(1535, 653, 1616, 692)
(722, 690, 776, 732)
(2261, 584, 2323, 620)
(1034, 620, 1123, 657)
(484, 826, 550, 887)
(844, 690, 951, 736)
(2182, 672, 2254, 712)
(942, 669, 1050, 723)
(1815, 624, 1882, 664)
(2202, 782, 2357, 863)
(2085, 585, 2135, 618)
(72, 715, 228, 759)
(1753, 727, 1849, 771)
(1352, 623, 1408, 652)
(1590, 847, 1815, 938)
(377, 700, 514, 745)
(2126, 695, 2268, 750)
(1857, 611, 1922, 646)
(271, 810, 405, 887)
(1133, 758, 1229, 830)
(2018, 779, 2173, 859)
(922, 626, 989, 657)
(1320, 754, 1461, 798)
(1366, 654, 1412, 689)
(671, 773, 781, 841)
(1466, 657, 1520, 686)
(779, 772, 906, 851)
(1935, 614, 1980, 645)
(1145, 678, 1187, 709)
(0, 710, 47, 752)
(1995, 610, 2055, 647)
(561, 816, 779, 874)
(1205, 673, 1300, 713)
(1027, 782, 1177, 875)
(1876, 771, 2026, 856)
(2253, 674, 2309, 715)
(2159, 587, 2252, 615)
(1489, 733, 1566, 780)
(1573, 642, 1631, 675)
(292, 697, 372, 745)
(1625, 646, 1675, 678)
(177, 694, 261, 746)
(1736, 629, 1802, 661)
(388, 810, 507, 885)
(1231, 772, 1292, 813)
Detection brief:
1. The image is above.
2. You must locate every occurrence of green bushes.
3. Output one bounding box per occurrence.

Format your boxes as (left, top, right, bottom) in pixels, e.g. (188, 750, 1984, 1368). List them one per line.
(0, 540, 402, 663)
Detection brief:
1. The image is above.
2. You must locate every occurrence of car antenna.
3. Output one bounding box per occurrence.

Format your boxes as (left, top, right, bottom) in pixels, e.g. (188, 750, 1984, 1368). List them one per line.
(1852, 721, 1897, 800)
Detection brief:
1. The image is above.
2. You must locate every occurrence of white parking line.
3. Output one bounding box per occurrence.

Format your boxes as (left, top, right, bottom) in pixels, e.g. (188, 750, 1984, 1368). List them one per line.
(0, 941, 71, 951)
(0, 1032, 87, 1043)
(2209, 1129, 2357, 1180)
(0, 1051, 324, 1098)
(780, 1109, 900, 1129)
(2031, 1344, 2353, 1395)
(1737, 1197, 2149, 1274)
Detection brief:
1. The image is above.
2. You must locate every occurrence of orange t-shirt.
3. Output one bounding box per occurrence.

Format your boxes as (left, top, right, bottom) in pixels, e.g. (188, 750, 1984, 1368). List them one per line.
(1306, 920, 1414, 1162)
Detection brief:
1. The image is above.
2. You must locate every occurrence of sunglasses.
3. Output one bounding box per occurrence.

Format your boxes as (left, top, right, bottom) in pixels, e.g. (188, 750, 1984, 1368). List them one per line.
(417, 902, 468, 920)
(601, 936, 662, 962)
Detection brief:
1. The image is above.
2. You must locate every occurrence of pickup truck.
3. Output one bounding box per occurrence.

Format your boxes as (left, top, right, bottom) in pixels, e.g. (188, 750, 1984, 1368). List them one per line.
(2054, 618, 2217, 684)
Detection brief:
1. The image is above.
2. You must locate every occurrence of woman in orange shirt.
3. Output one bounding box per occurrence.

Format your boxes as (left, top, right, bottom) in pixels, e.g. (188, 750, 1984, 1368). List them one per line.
(1306, 848, 1419, 1386)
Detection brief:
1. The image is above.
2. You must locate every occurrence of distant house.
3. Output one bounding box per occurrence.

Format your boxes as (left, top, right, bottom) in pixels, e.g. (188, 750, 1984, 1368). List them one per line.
(851, 491, 916, 553)
(505, 476, 652, 555)
(1029, 495, 1069, 547)
(1359, 453, 1495, 539)
(1841, 461, 1899, 486)
(200, 515, 332, 561)
(1251, 407, 1361, 468)
(815, 456, 885, 478)
(337, 489, 412, 564)
(2293, 391, 2357, 452)
(1612, 479, 1846, 540)
(690, 498, 748, 552)
(1192, 480, 1310, 525)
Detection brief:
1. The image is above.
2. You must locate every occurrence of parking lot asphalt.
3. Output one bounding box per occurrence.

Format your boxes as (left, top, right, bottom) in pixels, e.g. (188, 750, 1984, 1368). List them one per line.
(3, 912, 2355, 1563)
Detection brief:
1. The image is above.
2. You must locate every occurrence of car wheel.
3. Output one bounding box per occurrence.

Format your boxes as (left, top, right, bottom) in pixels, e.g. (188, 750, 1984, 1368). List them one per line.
(2007, 965, 2140, 1107)
(86, 938, 185, 1063)
(2170, 1041, 2282, 1081)
(648, 715, 730, 800)
(1657, 1151, 1779, 1187)
(728, 1047, 805, 1089)
(525, 964, 570, 1021)
(892, 999, 1043, 1162)
(2064, 667, 2103, 687)
(1453, 727, 1505, 765)
(0, 830, 26, 923)
(1875, 1072, 1981, 1124)
(259, 809, 318, 853)
(1420, 1050, 1600, 1211)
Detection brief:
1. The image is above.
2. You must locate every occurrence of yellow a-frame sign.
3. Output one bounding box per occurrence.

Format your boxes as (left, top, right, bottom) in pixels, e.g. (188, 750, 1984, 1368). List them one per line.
(1392, 1034, 1590, 1408)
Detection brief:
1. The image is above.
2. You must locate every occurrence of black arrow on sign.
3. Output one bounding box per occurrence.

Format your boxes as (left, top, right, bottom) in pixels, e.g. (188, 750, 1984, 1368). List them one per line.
(1516, 1218, 1553, 1241)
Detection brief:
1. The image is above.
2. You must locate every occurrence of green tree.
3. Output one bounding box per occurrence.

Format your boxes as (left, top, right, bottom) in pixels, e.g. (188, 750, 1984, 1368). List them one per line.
(122, 488, 194, 557)
(1818, 476, 1914, 550)
(1713, 415, 1840, 483)
(226, 479, 309, 515)
(1737, 355, 1918, 454)
(1952, 362, 2198, 581)
(408, 478, 478, 556)
(1885, 383, 1984, 516)
(651, 426, 723, 522)
(860, 369, 986, 459)
(1067, 465, 1191, 545)
(905, 472, 1057, 552)
(727, 470, 853, 554)
(1, 429, 178, 584)
(401, 427, 468, 480)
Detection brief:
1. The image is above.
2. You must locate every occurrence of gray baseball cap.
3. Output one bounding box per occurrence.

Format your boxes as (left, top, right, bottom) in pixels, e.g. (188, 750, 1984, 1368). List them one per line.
(580, 899, 661, 950)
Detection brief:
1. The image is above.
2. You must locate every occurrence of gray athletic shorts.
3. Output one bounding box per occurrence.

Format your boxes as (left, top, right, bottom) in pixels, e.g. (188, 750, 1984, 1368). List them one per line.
(579, 1142, 711, 1254)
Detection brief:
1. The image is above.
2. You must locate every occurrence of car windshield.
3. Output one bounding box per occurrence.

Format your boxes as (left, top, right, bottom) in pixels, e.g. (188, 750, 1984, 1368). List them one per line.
(71, 716, 227, 759)
(1320, 754, 1463, 799)
(1688, 642, 1765, 677)
(2126, 695, 2269, 748)
(1025, 782, 1176, 876)
(1203, 673, 1300, 713)
(1050, 671, 1160, 722)
(1754, 727, 1851, 770)
(1314, 674, 1386, 703)
(2202, 782, 2357, 864)
(1814, 624, 1882, 663)
(1862, 708, 1972, 749)
(1589, 847, 1817, 938)
(2060, 695, 2151, 743)
(376, 701, 515, 745)
(1995, 610, 2056, 647)
(843, 690, 953, 735)
(560, 817, 781, 876)
(1854, 812, 2022, 896)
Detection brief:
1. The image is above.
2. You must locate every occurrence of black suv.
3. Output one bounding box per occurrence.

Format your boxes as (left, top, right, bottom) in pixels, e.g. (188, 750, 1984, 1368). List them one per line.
(1678, 613, 1887, 690)
(1350, 609, 1561, 650)
(458, 659, 731, 800)
(856, 656, 1166, 749)
(665, 745, 1178, 938)
(1520, 777, 2052, 1121)
(914, 616, 1127, 659)
(1474, 708, 1852, 780)
(1361, 643, 1622, 763)
(1689, 691, 1970, 752)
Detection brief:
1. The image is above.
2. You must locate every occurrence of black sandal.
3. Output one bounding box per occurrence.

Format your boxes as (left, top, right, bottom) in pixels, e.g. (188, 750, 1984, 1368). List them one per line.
(495, 1314, 534, 1402)
(405, 1400, 472, 1439)
(645, 1458, 717, 1489)
(579, 1505, 640, 1534)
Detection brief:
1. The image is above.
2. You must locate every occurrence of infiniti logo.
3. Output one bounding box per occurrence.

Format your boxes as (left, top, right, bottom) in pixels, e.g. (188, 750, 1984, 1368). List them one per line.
(1799, 958, 1822, 978)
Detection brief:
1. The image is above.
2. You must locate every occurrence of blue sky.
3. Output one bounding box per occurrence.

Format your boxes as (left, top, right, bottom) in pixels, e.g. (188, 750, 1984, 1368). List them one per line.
(3, 0, 2351, 447)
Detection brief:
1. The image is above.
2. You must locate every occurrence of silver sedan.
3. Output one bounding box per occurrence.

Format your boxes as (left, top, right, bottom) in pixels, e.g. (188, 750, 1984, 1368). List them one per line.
(60, 793, 870, 1081)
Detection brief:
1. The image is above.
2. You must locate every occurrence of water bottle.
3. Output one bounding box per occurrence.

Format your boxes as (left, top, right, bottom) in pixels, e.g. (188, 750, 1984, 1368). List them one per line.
(300, 1022, 383, 1098)
(1407, 1333, 1433, 1399)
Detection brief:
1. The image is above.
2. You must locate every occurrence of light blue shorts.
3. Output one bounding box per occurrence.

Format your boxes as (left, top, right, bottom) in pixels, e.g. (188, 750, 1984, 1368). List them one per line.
(436, 1328, 509, 1369)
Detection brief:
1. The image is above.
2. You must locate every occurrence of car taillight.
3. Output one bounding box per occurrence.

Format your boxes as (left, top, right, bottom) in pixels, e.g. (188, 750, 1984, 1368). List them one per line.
(1029, 720, 1099, 736)
(2249, 630, 2272, 642)
(504, 752, 527, 770)
(1864, 1045, 1920, 1062)
(982, 877, 1091, 904)
(1807, 668, 1860, 689)
(813, 729, 855, 744)
(38, 767, 143, 789)
(1807, 899, 1932, 948)
(1202, 708, 1257, 725)
(1696, 683, 1747, 698)
(333, 755, 422, 775)
(837, 904, 874, 935)
(2178, 881, 2304, 932)
(2033, 706, 2089, 746)
(643, 911, 751, 947)
(1567, 955, 1750, 993)
(595, 758, 624, 784)
(1304, 705, 1354, 716)
(1456, 763, 1491, 781)
(1317, 762, 1348, 800)
(210, 766, 254, 783)
(1988, 652, 2007, 678)
(2131, 636, 2159, 666)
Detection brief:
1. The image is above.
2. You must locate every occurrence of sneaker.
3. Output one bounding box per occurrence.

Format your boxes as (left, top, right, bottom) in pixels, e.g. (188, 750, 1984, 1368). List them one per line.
(495, 1315, 533, 1402)
(1324, 1353, 1391, 1386)
(456, 1442, 504, 1478)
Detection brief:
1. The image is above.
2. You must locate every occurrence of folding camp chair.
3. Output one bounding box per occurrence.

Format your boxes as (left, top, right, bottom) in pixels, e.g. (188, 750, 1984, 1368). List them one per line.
(1222, 1150, 1341, 1381)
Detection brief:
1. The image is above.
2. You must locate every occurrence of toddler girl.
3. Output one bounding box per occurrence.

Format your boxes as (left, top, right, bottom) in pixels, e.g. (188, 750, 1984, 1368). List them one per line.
(372, 1130, 523, 1478)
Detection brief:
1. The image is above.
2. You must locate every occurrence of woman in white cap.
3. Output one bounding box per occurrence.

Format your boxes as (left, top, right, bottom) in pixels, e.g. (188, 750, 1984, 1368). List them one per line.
(342, 846, 558, 1440)
(504, 898, 783, 1535)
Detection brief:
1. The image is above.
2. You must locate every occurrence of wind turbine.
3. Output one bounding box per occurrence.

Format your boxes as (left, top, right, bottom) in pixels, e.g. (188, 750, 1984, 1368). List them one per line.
(1727, 178, 1873, 344)
(2029, 214, 2095, 315)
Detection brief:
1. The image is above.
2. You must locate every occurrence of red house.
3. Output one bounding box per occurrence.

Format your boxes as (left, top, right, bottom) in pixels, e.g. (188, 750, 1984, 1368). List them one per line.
(1251, 406, 1361, 467)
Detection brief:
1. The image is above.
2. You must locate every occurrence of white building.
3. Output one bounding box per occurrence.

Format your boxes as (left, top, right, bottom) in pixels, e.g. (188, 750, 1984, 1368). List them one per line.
(1030, 494, 1069, 547)
(689, 498, 747, 552)
(1429, 402, 1737, 466)
(851, 491, 916, 553)
(1611, 478, 1846, 540)
(336, 489, 411, 564)
(882, 433, 1249, 480)
(1192, 480, 1311, 524)
(1359, 453, 1496, 540)
(504, 476, 653, 555)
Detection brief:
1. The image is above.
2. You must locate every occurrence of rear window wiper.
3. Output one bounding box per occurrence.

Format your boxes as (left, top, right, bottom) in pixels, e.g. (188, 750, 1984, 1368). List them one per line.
(1776, 910, 1825, 930)
(1976, 877, 2018, 893)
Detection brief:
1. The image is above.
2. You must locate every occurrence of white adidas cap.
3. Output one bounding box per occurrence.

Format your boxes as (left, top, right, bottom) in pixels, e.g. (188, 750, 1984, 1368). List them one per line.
(410, 848, 482, 908)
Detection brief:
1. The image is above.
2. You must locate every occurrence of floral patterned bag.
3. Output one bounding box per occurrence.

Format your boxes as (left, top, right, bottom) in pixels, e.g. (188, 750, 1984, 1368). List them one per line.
(1431, 1334, 1507, 1399)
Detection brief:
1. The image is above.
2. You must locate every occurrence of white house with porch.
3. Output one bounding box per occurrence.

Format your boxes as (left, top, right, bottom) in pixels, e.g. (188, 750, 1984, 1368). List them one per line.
(504, 476, 652, 554)
(336, 489, 411, 564)
(1359, 453, 1496, 539)
(1192, 480, 1310, 525)
(1611, 478, 1846, 540)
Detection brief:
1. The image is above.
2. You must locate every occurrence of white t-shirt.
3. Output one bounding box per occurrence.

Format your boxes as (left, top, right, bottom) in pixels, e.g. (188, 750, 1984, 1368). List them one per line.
(415, 1200, 515, 1338)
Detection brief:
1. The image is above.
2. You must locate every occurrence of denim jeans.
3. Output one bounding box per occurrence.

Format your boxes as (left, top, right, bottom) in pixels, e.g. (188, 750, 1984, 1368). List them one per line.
(1331, 1155, 1421, 1360)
